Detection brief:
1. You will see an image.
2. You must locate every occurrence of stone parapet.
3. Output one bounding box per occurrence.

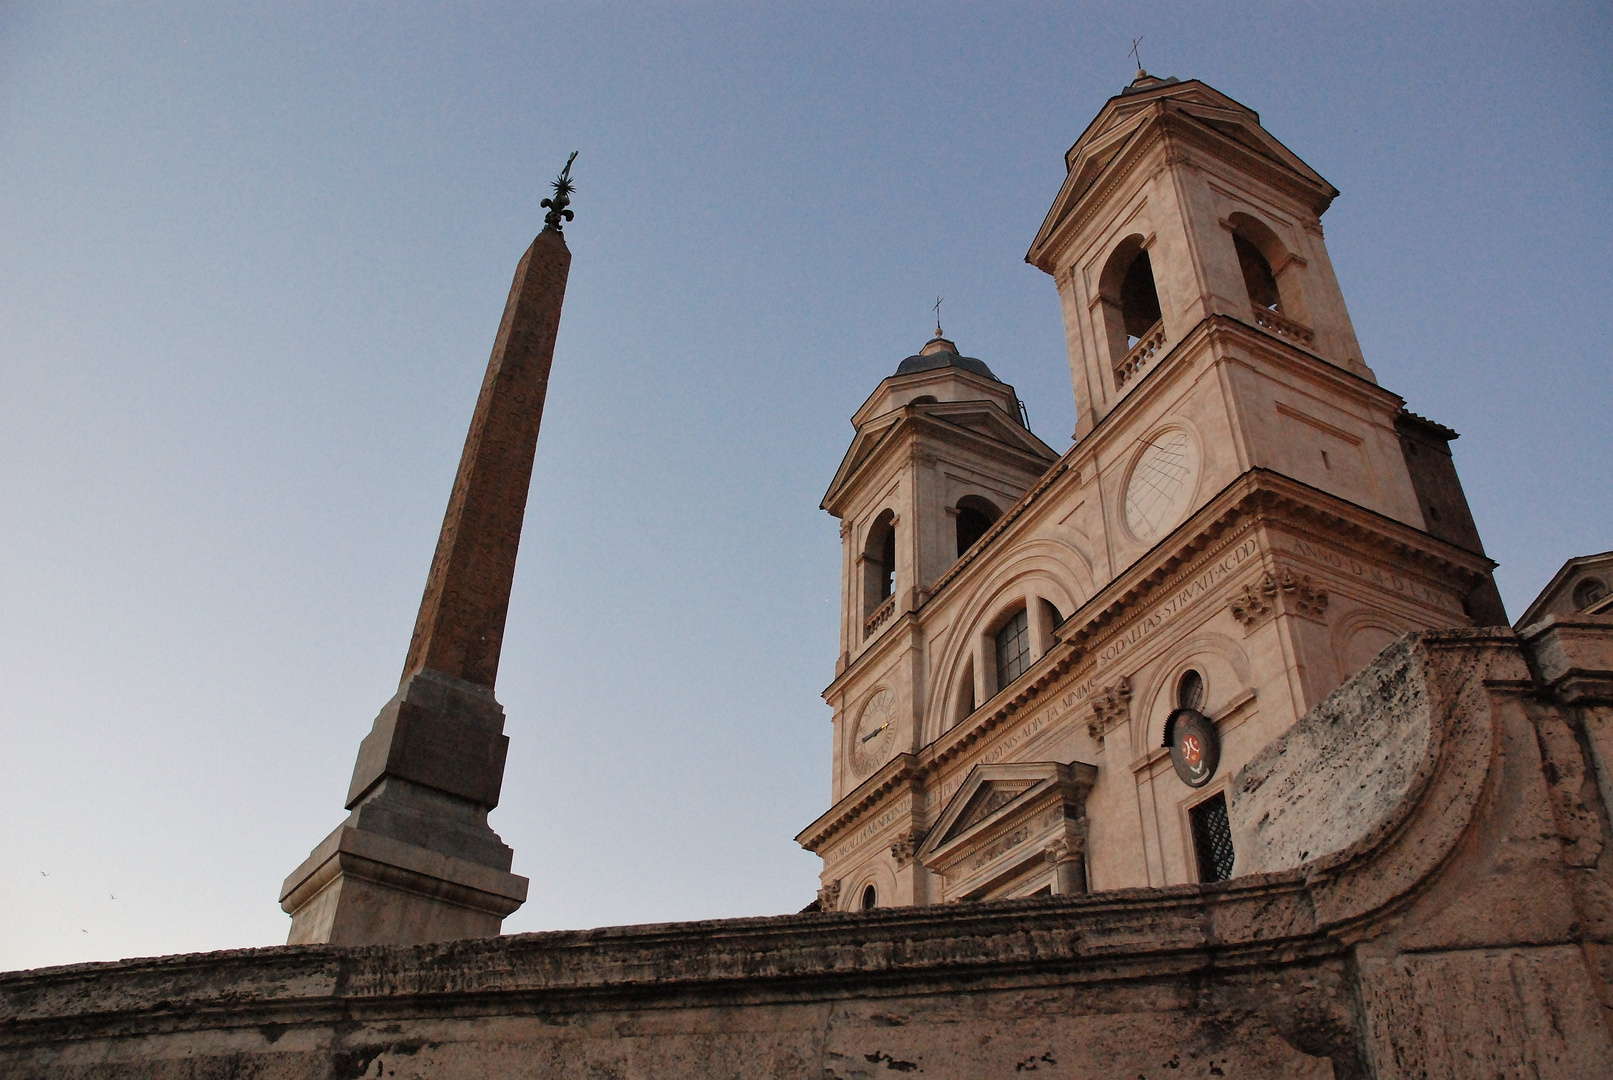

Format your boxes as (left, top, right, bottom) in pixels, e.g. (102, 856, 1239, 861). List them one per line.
(9, 625, 1613, 1078)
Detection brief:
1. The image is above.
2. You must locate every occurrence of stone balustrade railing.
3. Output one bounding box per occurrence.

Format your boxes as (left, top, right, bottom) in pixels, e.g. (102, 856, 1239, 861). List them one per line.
(864, 594, 896, 637)
(1113, 320, 1165, 389)
(1251, 306, 1314, 346)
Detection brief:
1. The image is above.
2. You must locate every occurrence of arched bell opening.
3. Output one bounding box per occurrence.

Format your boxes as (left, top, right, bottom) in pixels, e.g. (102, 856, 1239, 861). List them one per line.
(1227, 212, 1310, 329)
(861, 509, 897, 637)
(1098, 235, 1166, 389)
(954, 495, 1002, 559)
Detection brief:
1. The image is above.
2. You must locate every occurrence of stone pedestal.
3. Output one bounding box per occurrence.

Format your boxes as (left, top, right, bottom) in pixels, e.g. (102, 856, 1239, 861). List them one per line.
(280, 669, 529, 945)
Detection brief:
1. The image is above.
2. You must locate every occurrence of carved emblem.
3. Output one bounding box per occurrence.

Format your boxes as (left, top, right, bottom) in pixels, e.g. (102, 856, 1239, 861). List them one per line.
(1042, 837, 1082, 866)
(817, 879, 842, 910)
(1166, 708, 1220, 788)
(1087, 676, 1132, 744)
(1230, 570, 1329, 628)
(890, 828, 924, 867)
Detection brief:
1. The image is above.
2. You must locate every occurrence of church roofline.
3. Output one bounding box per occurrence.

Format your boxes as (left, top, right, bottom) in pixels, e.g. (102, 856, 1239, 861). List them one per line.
(1026, 80, 1337, 270)
(1515, 550, 1613, 629)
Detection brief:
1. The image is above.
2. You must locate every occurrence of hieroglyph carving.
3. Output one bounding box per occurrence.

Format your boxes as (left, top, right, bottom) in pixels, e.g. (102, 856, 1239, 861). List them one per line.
(1087, 676, 1132, 744)
(1229, 571, 1329, 629)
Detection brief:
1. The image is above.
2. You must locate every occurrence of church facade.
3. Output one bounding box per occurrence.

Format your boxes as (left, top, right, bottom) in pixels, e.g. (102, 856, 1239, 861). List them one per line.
(799, 72, 1505, 910)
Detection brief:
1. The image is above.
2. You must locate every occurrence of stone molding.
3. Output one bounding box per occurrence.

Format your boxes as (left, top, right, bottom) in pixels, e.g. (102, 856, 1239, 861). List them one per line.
(890, 829, 924, 867)
(816, 878, 841, 911)
(1086, 677, 1132, 744)
(1228, 570, 1329, 629)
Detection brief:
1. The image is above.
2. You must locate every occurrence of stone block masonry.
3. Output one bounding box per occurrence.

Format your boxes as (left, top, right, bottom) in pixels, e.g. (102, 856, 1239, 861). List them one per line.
(8, 619, 1612, 1077)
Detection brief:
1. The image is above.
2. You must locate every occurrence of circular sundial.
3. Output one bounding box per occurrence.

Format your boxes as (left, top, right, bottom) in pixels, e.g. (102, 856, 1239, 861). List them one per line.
(849, 689, 898, 778)
(1124, 430, 1196, 542)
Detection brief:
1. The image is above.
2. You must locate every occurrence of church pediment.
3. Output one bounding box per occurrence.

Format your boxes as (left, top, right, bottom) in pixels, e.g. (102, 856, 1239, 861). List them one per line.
(944, 779, 1039, 843)
(822, 402, 1056, 513)
(1170, 102, 1332, 191)
(1029, 80, 1336, 268)
(920, 401, 1056, 460)
(919, 761, 1097, 864)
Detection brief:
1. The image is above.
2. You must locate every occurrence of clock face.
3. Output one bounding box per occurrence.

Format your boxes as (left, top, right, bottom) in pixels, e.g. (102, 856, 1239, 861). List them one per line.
(849, 689, 898, 778)
(1124, 430, 1197, 542)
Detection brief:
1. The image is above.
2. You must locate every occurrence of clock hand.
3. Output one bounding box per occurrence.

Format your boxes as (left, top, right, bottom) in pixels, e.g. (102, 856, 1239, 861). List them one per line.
(860, 722, 890, 744)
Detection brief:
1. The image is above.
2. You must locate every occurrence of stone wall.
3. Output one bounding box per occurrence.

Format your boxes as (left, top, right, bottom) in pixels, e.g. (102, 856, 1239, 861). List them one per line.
(5, 620, 1612, 1079)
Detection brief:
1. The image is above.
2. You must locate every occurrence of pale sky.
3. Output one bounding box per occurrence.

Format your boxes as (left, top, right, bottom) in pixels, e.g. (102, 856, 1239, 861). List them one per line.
(2, 3, 1609, 972)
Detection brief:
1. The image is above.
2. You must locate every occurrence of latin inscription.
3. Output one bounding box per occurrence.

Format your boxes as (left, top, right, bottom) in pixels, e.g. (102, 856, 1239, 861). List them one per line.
(1094, 538, 1261, 667)
(826, 795, 913, 865)
(938, 680, 1094, 806)
(1292, 538, 1456, 610)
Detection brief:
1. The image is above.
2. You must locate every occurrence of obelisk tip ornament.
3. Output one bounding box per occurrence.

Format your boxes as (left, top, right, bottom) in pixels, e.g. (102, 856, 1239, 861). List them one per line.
(541, 151, 578, 233)
(281, 160, 579, 946)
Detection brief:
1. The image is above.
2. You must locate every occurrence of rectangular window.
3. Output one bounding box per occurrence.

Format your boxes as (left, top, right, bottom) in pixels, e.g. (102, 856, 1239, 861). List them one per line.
(994, 608, 1031, 688)
(1189, 792, 1236, 883)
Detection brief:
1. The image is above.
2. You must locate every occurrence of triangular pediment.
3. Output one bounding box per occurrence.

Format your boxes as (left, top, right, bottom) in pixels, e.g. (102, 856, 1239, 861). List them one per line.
(946, 779, 1039, 842)
(822, 401, 1057, 513)
(918, 761, 1096, 863)
(1028, 79, 1337, 269)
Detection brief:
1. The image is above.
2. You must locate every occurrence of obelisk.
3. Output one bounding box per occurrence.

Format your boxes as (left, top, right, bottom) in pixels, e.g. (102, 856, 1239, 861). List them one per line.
(280, 156, 578, 946)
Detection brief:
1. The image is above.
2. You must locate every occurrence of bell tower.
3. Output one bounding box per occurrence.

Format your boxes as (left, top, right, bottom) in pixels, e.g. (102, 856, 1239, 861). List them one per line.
(1024, 70, 1504, 626)
(1029, 72, 1372, 440)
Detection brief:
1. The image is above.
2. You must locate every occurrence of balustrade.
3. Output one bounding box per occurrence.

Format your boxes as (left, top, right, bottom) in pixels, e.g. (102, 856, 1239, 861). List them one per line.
(864, 594, 896, 637)
(1251, 306, 1314, 346)
(1114, 320, 1166, 389)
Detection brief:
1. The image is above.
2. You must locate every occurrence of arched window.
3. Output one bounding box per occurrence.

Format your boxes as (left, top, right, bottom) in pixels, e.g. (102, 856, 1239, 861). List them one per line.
(909, 394, 938, 405)
(861, 511, 897, 638)
(954, 495, 1001, 558)
(1575, 578, 1608, 610)
(1234, 233, 1281, 311)
(1098, 235, 1165, 387)
(1177, 669, 1205, 712)
(995, 608, 1031, 688)
(1120, 249, 1163, 345)
(861, 884, 877, 911)
(1227, 213, 1309, 327)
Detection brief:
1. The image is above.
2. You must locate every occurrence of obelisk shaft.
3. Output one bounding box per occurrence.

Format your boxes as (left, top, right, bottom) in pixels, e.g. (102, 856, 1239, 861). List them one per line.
(280, 226, 570, 946)
(404, 227, 572, 690)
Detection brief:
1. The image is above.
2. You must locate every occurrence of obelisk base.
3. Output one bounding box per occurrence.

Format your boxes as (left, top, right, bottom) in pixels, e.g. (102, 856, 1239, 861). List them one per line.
(280, 824, 528, 946)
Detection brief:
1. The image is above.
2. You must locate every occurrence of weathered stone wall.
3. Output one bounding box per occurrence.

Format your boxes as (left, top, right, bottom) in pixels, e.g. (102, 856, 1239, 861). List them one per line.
(5, 621, 1612, 1079)
(1231, 634, 1436, 875)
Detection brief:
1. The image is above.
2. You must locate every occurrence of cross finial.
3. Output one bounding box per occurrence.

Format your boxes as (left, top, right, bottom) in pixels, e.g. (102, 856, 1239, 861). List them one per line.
(1129, 36, 1146, 77)
(933, 295, 944, 337)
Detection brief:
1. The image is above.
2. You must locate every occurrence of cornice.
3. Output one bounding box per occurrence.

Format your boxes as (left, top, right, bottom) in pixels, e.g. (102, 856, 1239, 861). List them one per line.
(823, 407, 1054, 517)
(1031, 103, 1334, 272)
(800, 467, 1496, 853)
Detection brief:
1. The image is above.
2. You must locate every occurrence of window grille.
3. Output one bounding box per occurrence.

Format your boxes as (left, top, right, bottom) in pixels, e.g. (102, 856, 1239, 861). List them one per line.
(1177, 669, 1205, 712)
(995, 609, 1031, 687)
(1190, 792, 1235, 883)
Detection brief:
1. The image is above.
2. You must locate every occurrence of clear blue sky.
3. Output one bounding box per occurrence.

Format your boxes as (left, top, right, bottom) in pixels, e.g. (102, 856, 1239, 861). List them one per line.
(2, 3, 1608, 971)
